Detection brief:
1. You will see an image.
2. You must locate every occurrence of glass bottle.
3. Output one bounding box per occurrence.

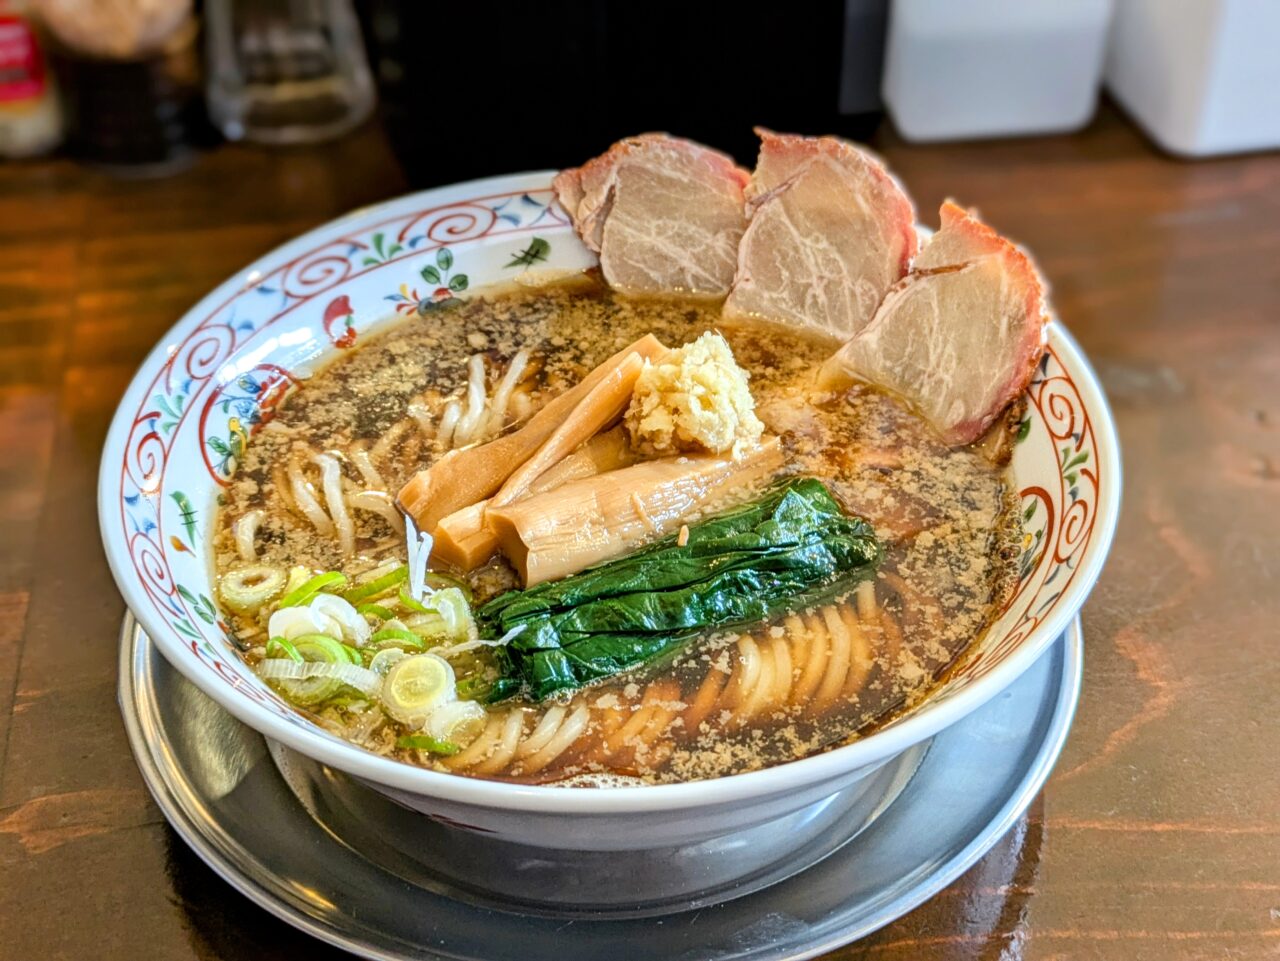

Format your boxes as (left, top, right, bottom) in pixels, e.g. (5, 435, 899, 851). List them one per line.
(205, 0, 375, 145)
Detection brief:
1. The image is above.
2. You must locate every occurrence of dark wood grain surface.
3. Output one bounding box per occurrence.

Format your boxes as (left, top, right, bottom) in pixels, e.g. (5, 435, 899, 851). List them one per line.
(1, 107, 1277, 961)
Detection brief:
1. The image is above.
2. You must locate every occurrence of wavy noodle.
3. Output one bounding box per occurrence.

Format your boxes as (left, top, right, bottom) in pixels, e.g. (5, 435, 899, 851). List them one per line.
(521, 701, 591, 774)
(634, 681, 682, 764)
(400, 430, 424, 474)
(721, 635, 761, 713)
(736, 637, 777, 726)
(603, 690, 662, 758)
(515, 704, 566, 759)
(680, 665, 728, 734)
(812, 607, 851, 711)
(770, 636, 793, 710)
(452, 355, 489, 447)
(313, 452, 355, 556)
(791, 612, 828, 706)
(370, 419, 413, 468)
(436, 399, 461, 449)
(233, 510, 263, 562)
(271, 462, 298, 517)
(879, 605, 904, 664)
(347, 490, 404, 536)
(288, 454, 333, 536)
(349, 444, 385, 489)
(856, 579, 878, 625)
(880, 570, 943, 642)
(470, 708, 526, 775)
(840, 606, 873, 699)
(444, 713, 505, 770)
(406, 394, 435, 437)
(484, 348, 530, 438)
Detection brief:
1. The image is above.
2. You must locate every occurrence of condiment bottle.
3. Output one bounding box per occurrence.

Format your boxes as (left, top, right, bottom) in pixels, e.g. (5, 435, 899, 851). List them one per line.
(0, 0, 61, 158)
(36, 0, 204, 174)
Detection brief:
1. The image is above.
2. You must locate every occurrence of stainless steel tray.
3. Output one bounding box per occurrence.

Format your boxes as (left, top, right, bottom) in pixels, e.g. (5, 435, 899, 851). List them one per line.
(118, 613, 1082, 960)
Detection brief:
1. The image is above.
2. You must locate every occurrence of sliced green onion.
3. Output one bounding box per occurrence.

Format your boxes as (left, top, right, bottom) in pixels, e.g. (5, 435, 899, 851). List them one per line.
(403, 588, 475, 643)
(422, 699, 487, 745)
(357, 602, 396, 621)
(278, 571, 348, 609)
(369, 627, 426, 649)
(381, 654, 455, 727)
(219, 565, 288, 615)
(341, 642, 363, 665)
(343, 565, 409, 604)
(396, 733, 461, 755)
(265, 636, 303, 662)
(291, 633, 349, 663)
(256, 658, 382, 706)
(426, 571, 473, 602)
(397, 586, 433, 614)
(369, 648, 410, 675)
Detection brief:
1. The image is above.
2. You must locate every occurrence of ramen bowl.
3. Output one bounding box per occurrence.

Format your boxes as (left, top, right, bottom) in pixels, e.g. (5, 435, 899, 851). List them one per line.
(100, 172, 1119, 885)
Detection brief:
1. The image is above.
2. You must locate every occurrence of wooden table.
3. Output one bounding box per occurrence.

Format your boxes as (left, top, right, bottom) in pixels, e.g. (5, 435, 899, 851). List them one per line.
(1, 106, 1277, 961)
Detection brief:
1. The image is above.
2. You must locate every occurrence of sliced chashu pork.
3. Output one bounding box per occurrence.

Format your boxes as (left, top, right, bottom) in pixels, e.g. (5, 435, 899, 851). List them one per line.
(821, 201, 1048, 446)
(723, 129, 918, 342)
(553, 134, 749, 297)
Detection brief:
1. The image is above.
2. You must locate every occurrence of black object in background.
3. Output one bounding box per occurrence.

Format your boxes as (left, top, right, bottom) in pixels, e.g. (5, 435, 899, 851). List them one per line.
(357, 0, 885, 187)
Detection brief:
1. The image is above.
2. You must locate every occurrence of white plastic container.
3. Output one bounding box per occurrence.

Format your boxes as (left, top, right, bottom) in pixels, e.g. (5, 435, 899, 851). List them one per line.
(882, 0, 1113, 142)
(1105, 0, 1280, 157)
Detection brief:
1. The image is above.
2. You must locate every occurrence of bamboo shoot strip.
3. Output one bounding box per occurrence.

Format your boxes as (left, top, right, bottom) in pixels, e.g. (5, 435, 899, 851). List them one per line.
(491, 353, 644, 507)
(479, 477, 881, 701)
(432, 428, 639, 571)
(398, 334, 668, 532)
(487, 437, 785, 587)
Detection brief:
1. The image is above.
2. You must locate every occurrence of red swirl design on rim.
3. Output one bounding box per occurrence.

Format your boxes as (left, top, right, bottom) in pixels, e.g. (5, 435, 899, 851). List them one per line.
(1058, 489, 1093, 563)
(283, 242, 361, 300)
(126, 421, 167, 494)
(178, 323, 237, 382)
(129, 530, 176, 607)
(949, 342, 1101, 687)
(418, 203, 499, 245)
(1040, 378, 1079, 441)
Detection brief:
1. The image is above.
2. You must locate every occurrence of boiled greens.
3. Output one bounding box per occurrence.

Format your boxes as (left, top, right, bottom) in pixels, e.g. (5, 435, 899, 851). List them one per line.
(478, 477, 881, 701)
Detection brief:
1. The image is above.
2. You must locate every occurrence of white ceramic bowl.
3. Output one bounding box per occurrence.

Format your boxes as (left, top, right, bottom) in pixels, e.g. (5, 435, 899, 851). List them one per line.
(100, 172, 1120, 858)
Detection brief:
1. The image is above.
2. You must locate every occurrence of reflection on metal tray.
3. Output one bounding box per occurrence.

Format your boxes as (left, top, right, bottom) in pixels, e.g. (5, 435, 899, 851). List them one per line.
(118, 613, 1082, 961)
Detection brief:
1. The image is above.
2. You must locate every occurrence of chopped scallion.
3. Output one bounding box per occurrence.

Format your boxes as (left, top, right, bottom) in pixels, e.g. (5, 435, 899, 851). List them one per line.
(396, 733, 461, 755)
(426, 571, 473, 602)
(369, 627, 426, 649)
(343, 565, 409, 604)
(291, 633, 350, 663)
(278, 571, 348, 609)
(398, 586, 434, 614)
(265, 636, 303, 662)
(356, 602, 396, 621)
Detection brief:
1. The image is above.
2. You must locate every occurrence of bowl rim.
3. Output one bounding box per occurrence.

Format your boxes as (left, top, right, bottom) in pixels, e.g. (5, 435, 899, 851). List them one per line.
(100, 171, 1121, 815)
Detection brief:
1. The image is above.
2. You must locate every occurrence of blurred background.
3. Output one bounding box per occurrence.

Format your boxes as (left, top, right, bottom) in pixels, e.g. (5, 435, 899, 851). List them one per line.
(2, 0, 1277, 177)
(3, 3, 1279, 960)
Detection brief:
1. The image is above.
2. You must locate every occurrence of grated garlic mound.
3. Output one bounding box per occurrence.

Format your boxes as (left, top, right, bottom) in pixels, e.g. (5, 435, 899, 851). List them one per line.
(624, 331, 765, 456)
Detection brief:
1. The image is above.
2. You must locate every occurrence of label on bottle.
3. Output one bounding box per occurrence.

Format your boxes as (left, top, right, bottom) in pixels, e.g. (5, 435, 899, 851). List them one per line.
(0, 15, 46, 104)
